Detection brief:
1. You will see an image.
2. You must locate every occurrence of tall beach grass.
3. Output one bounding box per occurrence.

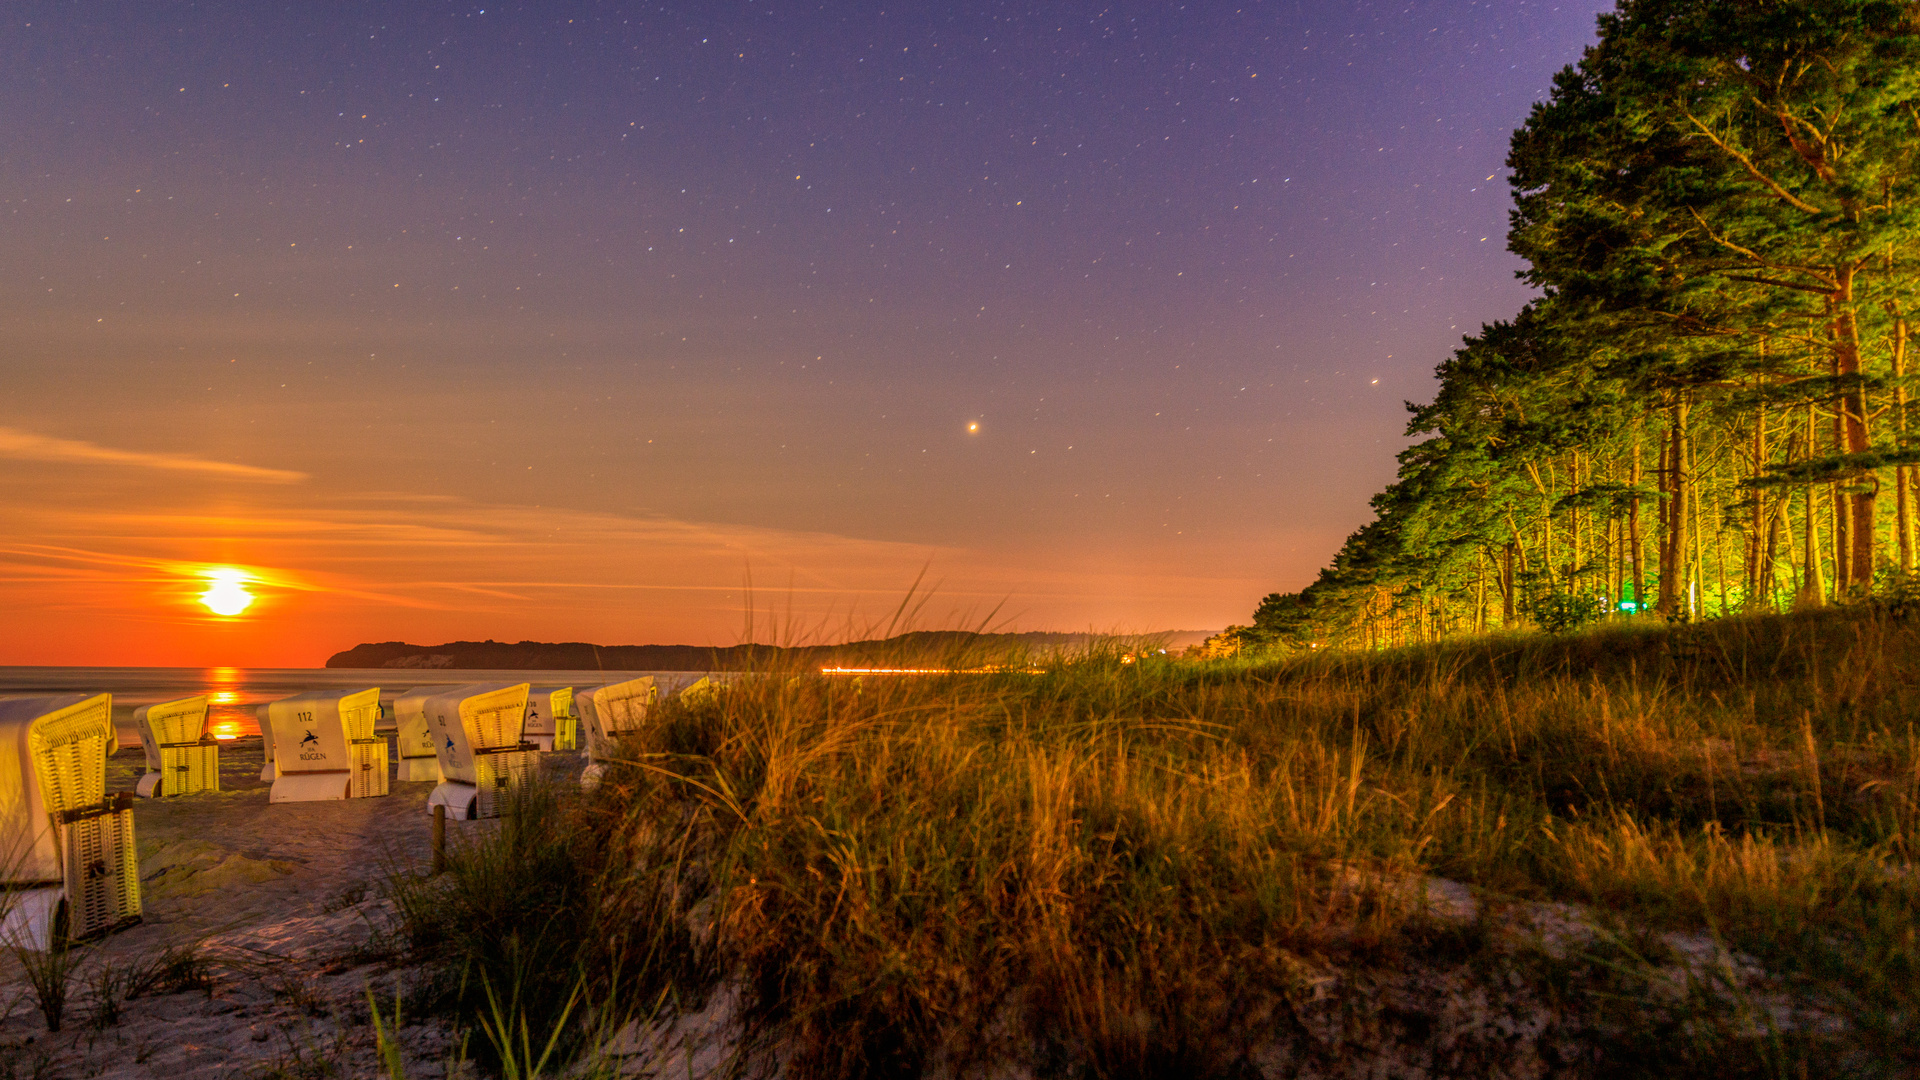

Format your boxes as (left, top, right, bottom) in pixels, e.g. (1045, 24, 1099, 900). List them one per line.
(394, 606, 1920, 1077)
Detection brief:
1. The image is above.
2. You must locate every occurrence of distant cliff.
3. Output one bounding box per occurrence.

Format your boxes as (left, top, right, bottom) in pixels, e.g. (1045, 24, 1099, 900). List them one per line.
(325, 630, 1215, 671)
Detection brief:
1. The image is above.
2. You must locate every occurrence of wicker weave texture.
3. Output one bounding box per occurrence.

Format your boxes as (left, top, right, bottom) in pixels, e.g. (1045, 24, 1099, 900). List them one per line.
(350, 740, 390, 798)
(463, 688, 527, 751)
(29, 701, 112, 814)
(140, 696, 209, 745)
(473, 750, 537, 819)
(579, 676, 657, 760)
(599, 686, 653, 734)
(339, 692, 382, 741)
(157, 743, 220, 796)
(62, 808, 140, 939)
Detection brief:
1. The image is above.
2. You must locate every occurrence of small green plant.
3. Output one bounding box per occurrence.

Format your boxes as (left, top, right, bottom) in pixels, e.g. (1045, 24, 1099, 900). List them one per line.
(84, 959, 138, 1029)
(271, 972, 332, 1018)
(128, 939, 216, 999)
(9, 932, 85, 1033)
(366, 982, 409, 1080)
(476, 971, 582, 1080)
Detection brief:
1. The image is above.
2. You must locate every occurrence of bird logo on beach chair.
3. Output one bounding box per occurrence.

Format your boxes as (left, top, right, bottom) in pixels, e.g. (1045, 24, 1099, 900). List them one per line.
(298, 728, 327, 761)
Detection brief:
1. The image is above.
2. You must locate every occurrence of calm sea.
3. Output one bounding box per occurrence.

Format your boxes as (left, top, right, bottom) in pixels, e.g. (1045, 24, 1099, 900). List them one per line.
(0, 667, 704, 742)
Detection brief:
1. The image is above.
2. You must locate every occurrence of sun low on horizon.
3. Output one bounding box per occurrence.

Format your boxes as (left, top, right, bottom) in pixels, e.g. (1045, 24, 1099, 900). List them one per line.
(198, 569, 256, 619)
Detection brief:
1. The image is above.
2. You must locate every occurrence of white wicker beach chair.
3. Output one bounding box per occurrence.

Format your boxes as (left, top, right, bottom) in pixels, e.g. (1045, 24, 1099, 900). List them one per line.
(423, 684, 537, 819)
(521, 686, 576, 752)
(0, 694, 142, 949)
(392, 686, 452, 782)
(263, 688, 387, 802)
(133, 695, 219, 798)
(575, 676, 659, 790)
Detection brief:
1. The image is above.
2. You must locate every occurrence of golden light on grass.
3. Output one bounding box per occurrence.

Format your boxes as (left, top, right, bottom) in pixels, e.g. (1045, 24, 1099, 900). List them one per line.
(199, 568, 256, 617)
(820, 665, 1042, 675)
(386, 608, 1920, 1072)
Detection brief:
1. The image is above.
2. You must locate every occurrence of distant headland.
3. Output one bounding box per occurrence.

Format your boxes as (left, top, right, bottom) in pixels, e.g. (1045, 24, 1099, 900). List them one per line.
(325, 629, 1217, 671)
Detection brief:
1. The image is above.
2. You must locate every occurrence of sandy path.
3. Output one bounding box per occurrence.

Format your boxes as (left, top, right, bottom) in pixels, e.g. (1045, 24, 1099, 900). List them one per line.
(111, 738, 438, 939)
(0, 738, 580, 1078)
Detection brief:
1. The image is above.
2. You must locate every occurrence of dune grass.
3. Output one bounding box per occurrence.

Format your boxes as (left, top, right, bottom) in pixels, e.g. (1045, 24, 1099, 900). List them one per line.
(393, 606, 1920, 1078)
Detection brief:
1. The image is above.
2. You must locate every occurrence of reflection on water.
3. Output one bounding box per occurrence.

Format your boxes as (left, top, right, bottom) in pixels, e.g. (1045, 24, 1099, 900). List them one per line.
(208, 667, 245, 739)
(0, 666, 701, 742)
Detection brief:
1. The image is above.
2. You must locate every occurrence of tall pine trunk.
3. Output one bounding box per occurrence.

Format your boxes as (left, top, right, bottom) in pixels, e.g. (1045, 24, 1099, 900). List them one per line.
(1502, 543, 1516, 627)
(1892, 310, 1912, 576)
(1762, 503, 1780, 607)
(1630, 437, 1646, 613)
(1832, 277, 1875, 593)
(1747, 388, 1770, 609)
(1800, 404, 1827, 609)
(1658, 401, 1690, 618)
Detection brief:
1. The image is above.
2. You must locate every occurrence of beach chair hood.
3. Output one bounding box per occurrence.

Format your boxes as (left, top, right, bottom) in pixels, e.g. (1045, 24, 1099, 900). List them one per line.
(133, 695, 218, 799)
(577, 676, 657, 761)
(0, 694, 113, 884)
(425, 683, 530, 784)
(133, 696, 209, 770)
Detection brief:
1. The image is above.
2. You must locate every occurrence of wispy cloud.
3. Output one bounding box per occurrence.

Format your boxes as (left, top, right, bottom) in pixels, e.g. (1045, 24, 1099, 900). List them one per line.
(0, 542, 449, 612)
(0, 426, 307, 483)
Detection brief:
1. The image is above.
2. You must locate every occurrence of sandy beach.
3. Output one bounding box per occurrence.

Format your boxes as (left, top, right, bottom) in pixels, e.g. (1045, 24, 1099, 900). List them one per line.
(0, 737, 556, 1077)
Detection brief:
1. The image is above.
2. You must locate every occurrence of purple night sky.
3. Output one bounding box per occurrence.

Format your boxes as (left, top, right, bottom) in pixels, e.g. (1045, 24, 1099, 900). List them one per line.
(0, 1, 1611, 664)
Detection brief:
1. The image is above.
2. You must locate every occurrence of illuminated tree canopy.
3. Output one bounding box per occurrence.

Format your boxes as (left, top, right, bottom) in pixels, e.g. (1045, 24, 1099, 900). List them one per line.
(1245, 0, 1920, 648)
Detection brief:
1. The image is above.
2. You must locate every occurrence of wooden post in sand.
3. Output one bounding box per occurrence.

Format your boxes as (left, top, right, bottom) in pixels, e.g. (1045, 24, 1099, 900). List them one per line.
(431, 803, 446, 875)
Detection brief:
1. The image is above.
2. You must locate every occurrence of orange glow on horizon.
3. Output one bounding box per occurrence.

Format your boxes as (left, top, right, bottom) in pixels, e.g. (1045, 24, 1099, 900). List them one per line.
(0, 496, 1252, 666)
